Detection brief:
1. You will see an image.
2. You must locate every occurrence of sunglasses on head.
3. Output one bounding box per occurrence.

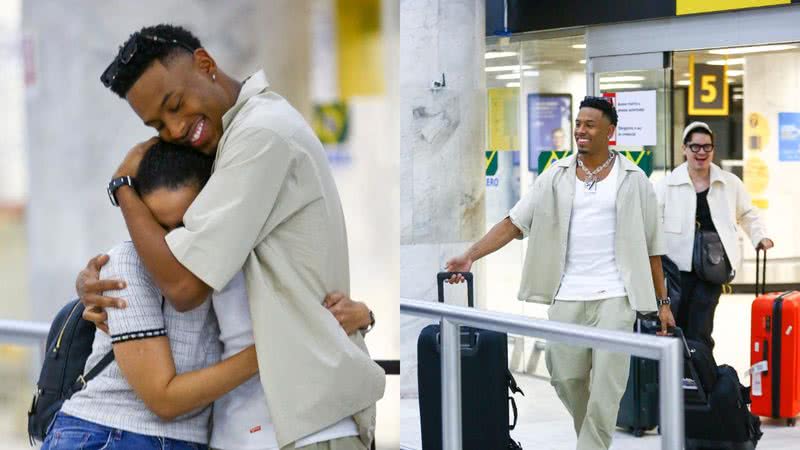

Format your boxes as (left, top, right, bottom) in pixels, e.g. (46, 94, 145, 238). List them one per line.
(100, 34, 196, 88)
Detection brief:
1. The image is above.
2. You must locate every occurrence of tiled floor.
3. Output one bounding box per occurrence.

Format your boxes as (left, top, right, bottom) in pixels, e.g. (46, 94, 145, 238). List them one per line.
(400, 294, 800, 449)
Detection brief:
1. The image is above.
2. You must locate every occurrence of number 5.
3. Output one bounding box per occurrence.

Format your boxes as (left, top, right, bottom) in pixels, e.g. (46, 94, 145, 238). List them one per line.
(701, 75, 717, 103)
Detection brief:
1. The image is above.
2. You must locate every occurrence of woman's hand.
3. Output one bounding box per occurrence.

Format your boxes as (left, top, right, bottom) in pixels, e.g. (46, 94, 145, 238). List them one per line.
(757, 238, 774, 251)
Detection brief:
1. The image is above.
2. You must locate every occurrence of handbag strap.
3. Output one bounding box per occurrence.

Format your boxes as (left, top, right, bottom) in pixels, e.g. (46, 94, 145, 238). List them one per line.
(66, 351, 115, 397)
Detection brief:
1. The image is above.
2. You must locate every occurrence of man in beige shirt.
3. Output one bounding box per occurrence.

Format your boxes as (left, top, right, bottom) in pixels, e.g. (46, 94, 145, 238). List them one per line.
(447, 97, 675, 450)
(76, 24, 384, 449)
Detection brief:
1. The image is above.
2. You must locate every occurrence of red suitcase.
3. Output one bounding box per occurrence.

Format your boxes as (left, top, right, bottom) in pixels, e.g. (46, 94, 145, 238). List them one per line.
(750, 249, 800, 426)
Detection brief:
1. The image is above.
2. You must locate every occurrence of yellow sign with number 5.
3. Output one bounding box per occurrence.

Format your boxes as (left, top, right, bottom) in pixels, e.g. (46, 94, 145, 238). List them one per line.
(688, 54, 729, 116)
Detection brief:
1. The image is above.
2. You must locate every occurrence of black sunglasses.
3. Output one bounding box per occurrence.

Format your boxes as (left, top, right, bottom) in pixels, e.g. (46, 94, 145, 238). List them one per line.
(100, 34, 196, 88)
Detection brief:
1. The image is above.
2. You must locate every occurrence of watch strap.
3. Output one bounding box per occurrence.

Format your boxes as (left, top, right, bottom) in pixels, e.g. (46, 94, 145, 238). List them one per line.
(107, 176, 136, 207)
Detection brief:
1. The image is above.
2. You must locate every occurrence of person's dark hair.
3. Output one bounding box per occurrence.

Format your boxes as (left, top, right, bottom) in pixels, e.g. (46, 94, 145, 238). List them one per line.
(683, 127, 715, 145)
(104, 24, 201, 98)
(136, 140, 214, 197)
(579, 96, 618, 126)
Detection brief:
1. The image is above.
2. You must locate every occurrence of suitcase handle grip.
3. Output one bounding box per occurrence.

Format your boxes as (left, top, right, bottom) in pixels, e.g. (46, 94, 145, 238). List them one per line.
(437, 272, 474, 308)
(508, 396, 518, 430)
(756, 248, 767, 296)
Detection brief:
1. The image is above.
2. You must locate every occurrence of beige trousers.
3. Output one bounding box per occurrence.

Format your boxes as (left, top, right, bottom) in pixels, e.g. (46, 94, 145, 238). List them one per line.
(286, 436, 367, 450)
(545, 296, 636, 450)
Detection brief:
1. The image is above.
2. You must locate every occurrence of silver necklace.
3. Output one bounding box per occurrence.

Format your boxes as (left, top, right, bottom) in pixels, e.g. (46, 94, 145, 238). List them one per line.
(577, 151, 616, 192)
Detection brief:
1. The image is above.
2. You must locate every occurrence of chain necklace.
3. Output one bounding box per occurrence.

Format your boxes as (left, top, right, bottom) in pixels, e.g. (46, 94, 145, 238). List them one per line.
(577, 151, 616, 192)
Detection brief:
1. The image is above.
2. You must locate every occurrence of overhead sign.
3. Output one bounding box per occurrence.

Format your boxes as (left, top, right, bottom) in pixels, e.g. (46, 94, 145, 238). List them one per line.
(602, 91, 657, 146)
(538, 150, 653, 175)
(689, 54, 729, 116)
(677, 0, 790, 16)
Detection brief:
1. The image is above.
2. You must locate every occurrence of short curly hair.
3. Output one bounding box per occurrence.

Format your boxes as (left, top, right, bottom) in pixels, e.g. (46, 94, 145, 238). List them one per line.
(103, 24, 202, 98)
(135, 140, 214, 197)
(579, 96, 618, 126)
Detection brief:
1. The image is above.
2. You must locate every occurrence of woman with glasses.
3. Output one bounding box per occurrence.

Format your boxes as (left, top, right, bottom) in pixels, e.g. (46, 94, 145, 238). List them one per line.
(655, 121, 773, 350)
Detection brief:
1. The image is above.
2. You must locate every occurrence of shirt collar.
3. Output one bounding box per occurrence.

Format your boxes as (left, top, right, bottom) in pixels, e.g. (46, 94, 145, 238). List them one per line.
(221, 70, 270, 131)
(667, 162, 726, 186)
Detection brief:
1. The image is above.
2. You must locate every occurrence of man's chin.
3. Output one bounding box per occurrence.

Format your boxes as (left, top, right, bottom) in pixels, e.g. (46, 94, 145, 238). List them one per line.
(577, 148, 589, 154)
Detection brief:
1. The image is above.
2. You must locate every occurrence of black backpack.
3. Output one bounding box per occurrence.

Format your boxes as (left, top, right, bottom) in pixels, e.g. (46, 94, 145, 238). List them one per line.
(27, 299, 114, 443)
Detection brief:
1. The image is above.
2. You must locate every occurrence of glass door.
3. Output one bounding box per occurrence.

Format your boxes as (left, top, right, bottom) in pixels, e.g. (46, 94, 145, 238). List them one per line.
(588, 52, 673, 180)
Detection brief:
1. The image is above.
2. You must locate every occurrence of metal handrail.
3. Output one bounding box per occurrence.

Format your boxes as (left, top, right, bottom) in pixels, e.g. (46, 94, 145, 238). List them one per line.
(0, 319, 50, 344)
(401, 298, 684, 450)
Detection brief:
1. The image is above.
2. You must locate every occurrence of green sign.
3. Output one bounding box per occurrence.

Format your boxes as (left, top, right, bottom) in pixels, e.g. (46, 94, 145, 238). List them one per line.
(486, 150, 499, 176)
(537, 150, 653, 176)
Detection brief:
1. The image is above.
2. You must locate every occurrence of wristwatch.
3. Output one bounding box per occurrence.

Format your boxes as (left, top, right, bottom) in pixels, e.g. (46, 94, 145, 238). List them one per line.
(107, 176, 136, 207)
(360, 310, 376, 334)
(657, 297, 671, 307)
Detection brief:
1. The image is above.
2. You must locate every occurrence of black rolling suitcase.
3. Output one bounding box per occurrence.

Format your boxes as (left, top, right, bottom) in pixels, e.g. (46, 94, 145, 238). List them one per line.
(616, 313, 661, 436)
(417, 272, 523, 450)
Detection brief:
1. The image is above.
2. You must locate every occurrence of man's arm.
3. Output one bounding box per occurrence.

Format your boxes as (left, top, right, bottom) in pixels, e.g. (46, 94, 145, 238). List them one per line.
(445, 217, 521, 283)
(116, 186, 211, 311)
(649, 255, 675, 335)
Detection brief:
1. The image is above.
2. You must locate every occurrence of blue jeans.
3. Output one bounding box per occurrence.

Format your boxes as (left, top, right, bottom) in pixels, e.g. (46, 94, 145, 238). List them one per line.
(41, 412, 207, 450)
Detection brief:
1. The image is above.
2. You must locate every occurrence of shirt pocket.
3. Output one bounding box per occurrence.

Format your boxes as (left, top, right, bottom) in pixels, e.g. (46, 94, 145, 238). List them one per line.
(663, 215, 682, 234)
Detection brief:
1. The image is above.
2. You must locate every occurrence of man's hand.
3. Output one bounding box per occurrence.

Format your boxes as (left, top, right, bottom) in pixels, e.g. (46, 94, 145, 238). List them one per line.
(657, 304, 676, 336)
(113, 137, 158, 179)
(444, 254, 473, 284)
(76, 254, 128, 334)
(323, 292, 372, 336)
(757, 238, 774, 251)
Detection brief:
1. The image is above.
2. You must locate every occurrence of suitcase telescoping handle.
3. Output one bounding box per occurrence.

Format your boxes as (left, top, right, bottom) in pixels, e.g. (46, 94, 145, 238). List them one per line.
(437, 272, 474, 308)
(756, 248, 767, 297)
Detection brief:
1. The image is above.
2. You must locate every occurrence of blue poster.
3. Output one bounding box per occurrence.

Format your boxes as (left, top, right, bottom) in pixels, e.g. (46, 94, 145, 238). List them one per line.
(779, 112, 800, 162)
(527, 94, 572, 172)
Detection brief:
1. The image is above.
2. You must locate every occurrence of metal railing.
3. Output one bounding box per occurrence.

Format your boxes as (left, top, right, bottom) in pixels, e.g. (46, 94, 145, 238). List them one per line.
(0, 319, 49, 380)
(401, 298, 684, 450)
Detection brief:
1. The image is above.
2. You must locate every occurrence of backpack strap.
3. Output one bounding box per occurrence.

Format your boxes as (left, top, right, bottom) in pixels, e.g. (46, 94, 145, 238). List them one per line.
(66, 351, 115, 397)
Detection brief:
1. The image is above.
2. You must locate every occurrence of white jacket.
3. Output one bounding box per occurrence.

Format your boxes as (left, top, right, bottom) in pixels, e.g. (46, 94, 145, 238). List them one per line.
(654, 162, 767, 272)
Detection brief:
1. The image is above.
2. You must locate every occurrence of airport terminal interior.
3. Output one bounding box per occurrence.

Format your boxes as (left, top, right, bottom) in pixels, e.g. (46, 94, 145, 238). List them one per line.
(4, 1, 800, 449)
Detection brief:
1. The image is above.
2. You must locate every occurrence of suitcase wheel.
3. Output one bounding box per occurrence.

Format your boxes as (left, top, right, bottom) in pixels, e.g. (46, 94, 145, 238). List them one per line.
(787, 418, 796, 427)
(633, 428, 645, 438)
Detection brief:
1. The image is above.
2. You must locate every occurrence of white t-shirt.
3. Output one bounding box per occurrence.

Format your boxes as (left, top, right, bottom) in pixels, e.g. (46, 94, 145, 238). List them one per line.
(555, 156, 627, 301)
(210, 272, 358, 450)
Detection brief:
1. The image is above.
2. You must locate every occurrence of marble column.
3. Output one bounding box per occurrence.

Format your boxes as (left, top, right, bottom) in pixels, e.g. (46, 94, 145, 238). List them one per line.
(400, 0, 486, 396)
(23, 0, 311, 320)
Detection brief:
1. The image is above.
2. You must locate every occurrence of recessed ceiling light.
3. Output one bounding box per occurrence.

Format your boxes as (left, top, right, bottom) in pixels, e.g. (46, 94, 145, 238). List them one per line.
(707, 58, 745, 66)
(709, 44, 798, 55)
(599, 83, 642, 90)
(599, 76, 645, 83)
(485, 64, 533, 72)
(523, 70, 539, 77)
(528, 61, 554, 65)
(572, 44, 586, 49)
(727, 69, 744, 76)
(506, 82, 520, 88)
(733, 94, 743, 101)
(496, 73, 521, 80)
(485, 51, 518, 59)
(677, 80, 691, 86)
(579, 59, 586, 64)
(683, 72, 690, 77)
(733, 86, 743, 92)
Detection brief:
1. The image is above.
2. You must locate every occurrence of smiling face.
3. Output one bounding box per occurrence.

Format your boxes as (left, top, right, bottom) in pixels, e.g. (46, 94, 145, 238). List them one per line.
(683, 130, 714, 172)
(125, 51, 231, 155)
(574, 107, 614, 154)
(141, 184, 200, 232)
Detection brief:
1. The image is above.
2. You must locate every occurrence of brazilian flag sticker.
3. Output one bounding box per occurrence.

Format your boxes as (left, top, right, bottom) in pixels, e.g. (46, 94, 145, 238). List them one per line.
(313, 102, 349, 145)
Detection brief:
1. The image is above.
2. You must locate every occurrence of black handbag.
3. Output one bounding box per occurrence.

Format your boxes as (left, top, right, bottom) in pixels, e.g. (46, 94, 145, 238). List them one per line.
(692, 229, 735, 285)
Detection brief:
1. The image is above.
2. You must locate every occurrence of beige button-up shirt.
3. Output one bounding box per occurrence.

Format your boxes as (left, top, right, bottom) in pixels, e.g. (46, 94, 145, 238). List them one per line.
(508, 154, 666, 312)
(165, 71, 385, 448)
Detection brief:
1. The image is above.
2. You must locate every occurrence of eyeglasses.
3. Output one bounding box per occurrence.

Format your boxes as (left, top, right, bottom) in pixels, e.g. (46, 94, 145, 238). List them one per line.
(687, 143, 714, 153)
(100, 34, 196, 88)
